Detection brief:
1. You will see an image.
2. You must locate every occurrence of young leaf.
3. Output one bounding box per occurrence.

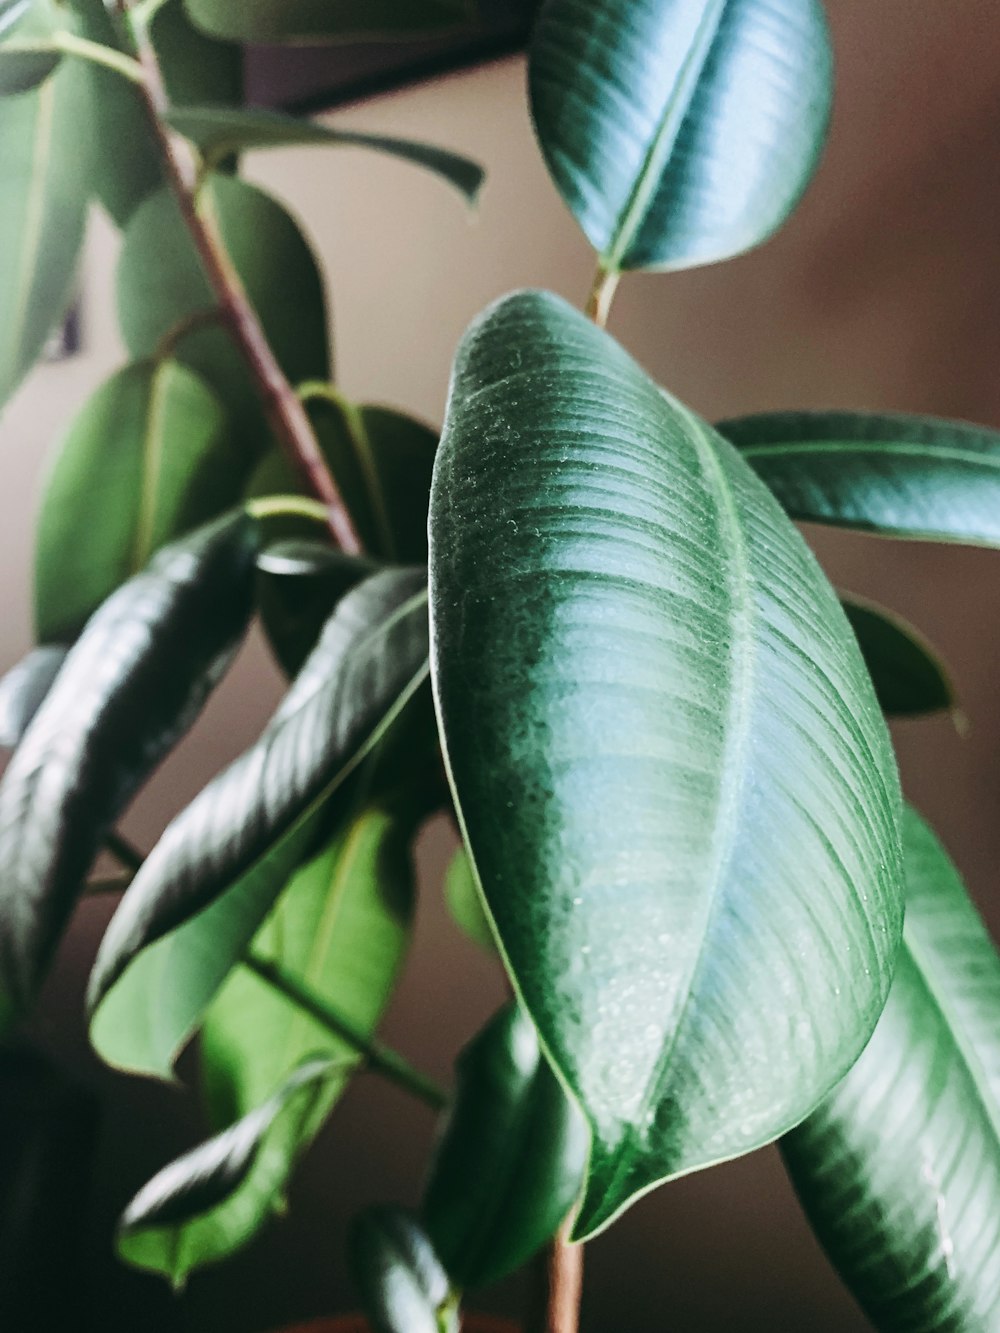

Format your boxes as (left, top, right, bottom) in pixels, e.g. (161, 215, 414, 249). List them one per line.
(0, 513, 259, 1021)
(783, 807, 1000, 1330)
(118, 1056, 338, 1283)
(0, 0, 61, 96)
(422, 1003, 588, 1289)
(443, 844, 496, 955)
(718, 409, 1000, 545)
(429, 290, 903, 1239)
(35, 360, 244, 643)
(88, 569, 430, 1078)
(842, 595, 956, 720)
(0, 645, 68, 748)
(529, 0, 832, 272)
(0, 43, 91, 410)
(183, 0, 470, 43)
(350, 1206, 457, 1333)
(167, 106, 484, 204)
(117, 175, 330, 446)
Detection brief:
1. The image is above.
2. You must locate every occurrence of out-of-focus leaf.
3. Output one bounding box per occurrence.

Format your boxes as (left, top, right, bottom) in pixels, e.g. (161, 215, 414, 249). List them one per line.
(350, 1206, 457, 1333)
(0, 0, 61, 96)
(423, 1003, 587, 1288)
(183, 0, 471, 43)
(0, 645, 68, 749)
(117, 174, 330, 446)
(118, 1056, 336, 1284)
(168, 106, 484, 203)
(443, 844, 495, 954)
(429, 290, 903, 1239)
(718, 409, 1000, 546)
(88, 569, 430, 1077)
(842, 595, 956, 721)
(0, 39, 91, 410)
(35, 360, 243, 643)
(0, 514, 259, 1022)
(783, 807, 1000, 1330)
(529, 0, 832, 272)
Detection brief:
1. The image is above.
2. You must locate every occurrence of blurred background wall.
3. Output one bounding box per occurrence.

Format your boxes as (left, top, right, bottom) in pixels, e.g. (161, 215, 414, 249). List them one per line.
(2, 1, 1000, 1328)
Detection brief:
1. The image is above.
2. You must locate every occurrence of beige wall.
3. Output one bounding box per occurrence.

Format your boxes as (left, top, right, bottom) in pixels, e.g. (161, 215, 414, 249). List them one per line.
(4, 5, 1000, 1326)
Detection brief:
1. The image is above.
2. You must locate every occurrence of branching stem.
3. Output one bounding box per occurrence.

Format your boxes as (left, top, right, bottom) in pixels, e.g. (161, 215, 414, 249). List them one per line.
(585, 264, 621, 330)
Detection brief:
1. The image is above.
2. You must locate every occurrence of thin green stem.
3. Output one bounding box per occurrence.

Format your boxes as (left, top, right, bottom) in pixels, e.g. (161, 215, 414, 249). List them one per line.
(128, 0, 172, 31)
(245, 493, 334, 526)
(105, 830, 146, 873)
(0, 32, 144, 82)
(245, 952, 448, 1112)
(585, 265, 621, 330)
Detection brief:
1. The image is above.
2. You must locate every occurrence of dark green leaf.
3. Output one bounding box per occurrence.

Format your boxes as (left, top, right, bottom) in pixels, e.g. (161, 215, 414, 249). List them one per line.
(183, 0, 470, 43)
(429, 290, 903, 1239)
(350, 1206, 457, 1333)
(842, 595, 956, 720)
(0, 0, 61, 96)
(0, 40, 91, 409)
(443, 844, 496, 954)
(119, 1056, 337, 1283)
(117, 174, 330, 446)
(423, 1002, 587, 1288)
(0, 645, 68, 748)
(718, 409, 1000, 545)
(783, 807, 1000, 1330)
(35, 360, 244, 643)
(529, 0, 832, 272)
(167, 106, 484, 203)
(88, 569, 430, 1077)
(0, 513, 259, 1023)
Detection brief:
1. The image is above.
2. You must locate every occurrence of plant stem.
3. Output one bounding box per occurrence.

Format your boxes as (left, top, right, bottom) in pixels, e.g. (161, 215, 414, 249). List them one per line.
(585, 265, 621, 330)
(245, 493, 334, 527)
(244, 952, 448, 1112)
(1, 32, 144, 82)
(117, 1, 364, 556)
(105, 830, 146, 873)
(527, 1220, 584, 1333)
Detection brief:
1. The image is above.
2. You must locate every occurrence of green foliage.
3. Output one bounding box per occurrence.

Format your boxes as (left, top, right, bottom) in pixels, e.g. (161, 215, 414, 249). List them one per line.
(443, 844, 496, 954)
(0, 645, 68, 748)
(843, 595, 957, 721)
(0, 0, 62, 95)
(349, 1206, 458, 1333)
(429, 289, 903, 1238)
(183, 0, 471, 43)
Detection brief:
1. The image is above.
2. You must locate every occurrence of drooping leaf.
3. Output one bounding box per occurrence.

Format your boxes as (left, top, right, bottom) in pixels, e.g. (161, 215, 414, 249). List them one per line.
(0, 41, 91, 411)
(35, 360, 244, 643)
(783, 807, 1000, 1330)
(842, 595, 956, 721)
(0, 645, 68, 748)
(428, 290, 903, 1239)
(423, 1002, 587, 1289)
(718, 409, 1000, 545)
(350, 1206, 458, 1333)
(168, 106, 484, 203)
(0, 0, 61, 96)
(528, 0, 832, 273)
(119, 1056, 337, 1283)
(183, 0, 470, 43)
(117, 174, 330, 446)
(0, 513, 259, 1022)
(443, 843, 496, 954)
(88, 569, 430, 1078)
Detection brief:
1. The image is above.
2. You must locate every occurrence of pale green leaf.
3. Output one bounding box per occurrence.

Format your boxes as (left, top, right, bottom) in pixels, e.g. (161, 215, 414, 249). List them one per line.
(183, 0, 471, 43)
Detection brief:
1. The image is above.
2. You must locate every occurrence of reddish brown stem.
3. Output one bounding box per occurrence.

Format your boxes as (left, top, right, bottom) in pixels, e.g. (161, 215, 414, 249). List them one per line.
(527, 1222, 583, 1333)
(121, 5, 362, 554)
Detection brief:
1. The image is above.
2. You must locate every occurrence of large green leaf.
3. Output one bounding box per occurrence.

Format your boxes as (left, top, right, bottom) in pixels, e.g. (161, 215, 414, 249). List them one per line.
(35, 360, 244, 643)
(0, 645, 68, 748)
(842, 595, 956, 721)
(783, 807, 1000, 1330)
(88, 569, 430, 1078)
(0, 42, 91, 410)
(528, 0, 832, 273)
(718, 409, 1000, 545)
(429, 290, 903, 1239)
(117, 174, 330, 446)
(350, 1207, 458, 1333)
(422, 1002, 588, 1289)
(168, 106, 484, 203)
(0, 514, 258, 1022)
(0, 0, 61, 96)
(119, 1056, 337, 1283)
(183, 0, 470, 43)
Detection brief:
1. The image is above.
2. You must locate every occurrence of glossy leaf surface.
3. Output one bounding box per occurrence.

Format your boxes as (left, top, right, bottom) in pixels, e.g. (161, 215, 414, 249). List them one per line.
(35, 360, 242, 642)
(0, 514, 258, 1020)
(443, 844, 496, 954)
(423, 1003, 588, 1288)
(0, 645, 68, 748)
(842, 595, 955, 720)
(184, 0, 469, 43)
(0, 0, 61, 96)
(88, 569, 430, 1077)
(119, 1056, 336, 1282)
(117, 174, 329, 444)
(350, 1207, 456, 1333)
(719, 409, 1000, 545)
(429, 290, 903, 1238)
(168, 106, 484, 203)
(0, 45, 91, 410)
(529, 0, 832, 272)
(783, 807, 1000, 1330)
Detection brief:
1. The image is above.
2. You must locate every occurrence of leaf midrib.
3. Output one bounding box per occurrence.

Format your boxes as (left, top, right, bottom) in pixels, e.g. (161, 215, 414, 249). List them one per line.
(742, 441, 1000, 469)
